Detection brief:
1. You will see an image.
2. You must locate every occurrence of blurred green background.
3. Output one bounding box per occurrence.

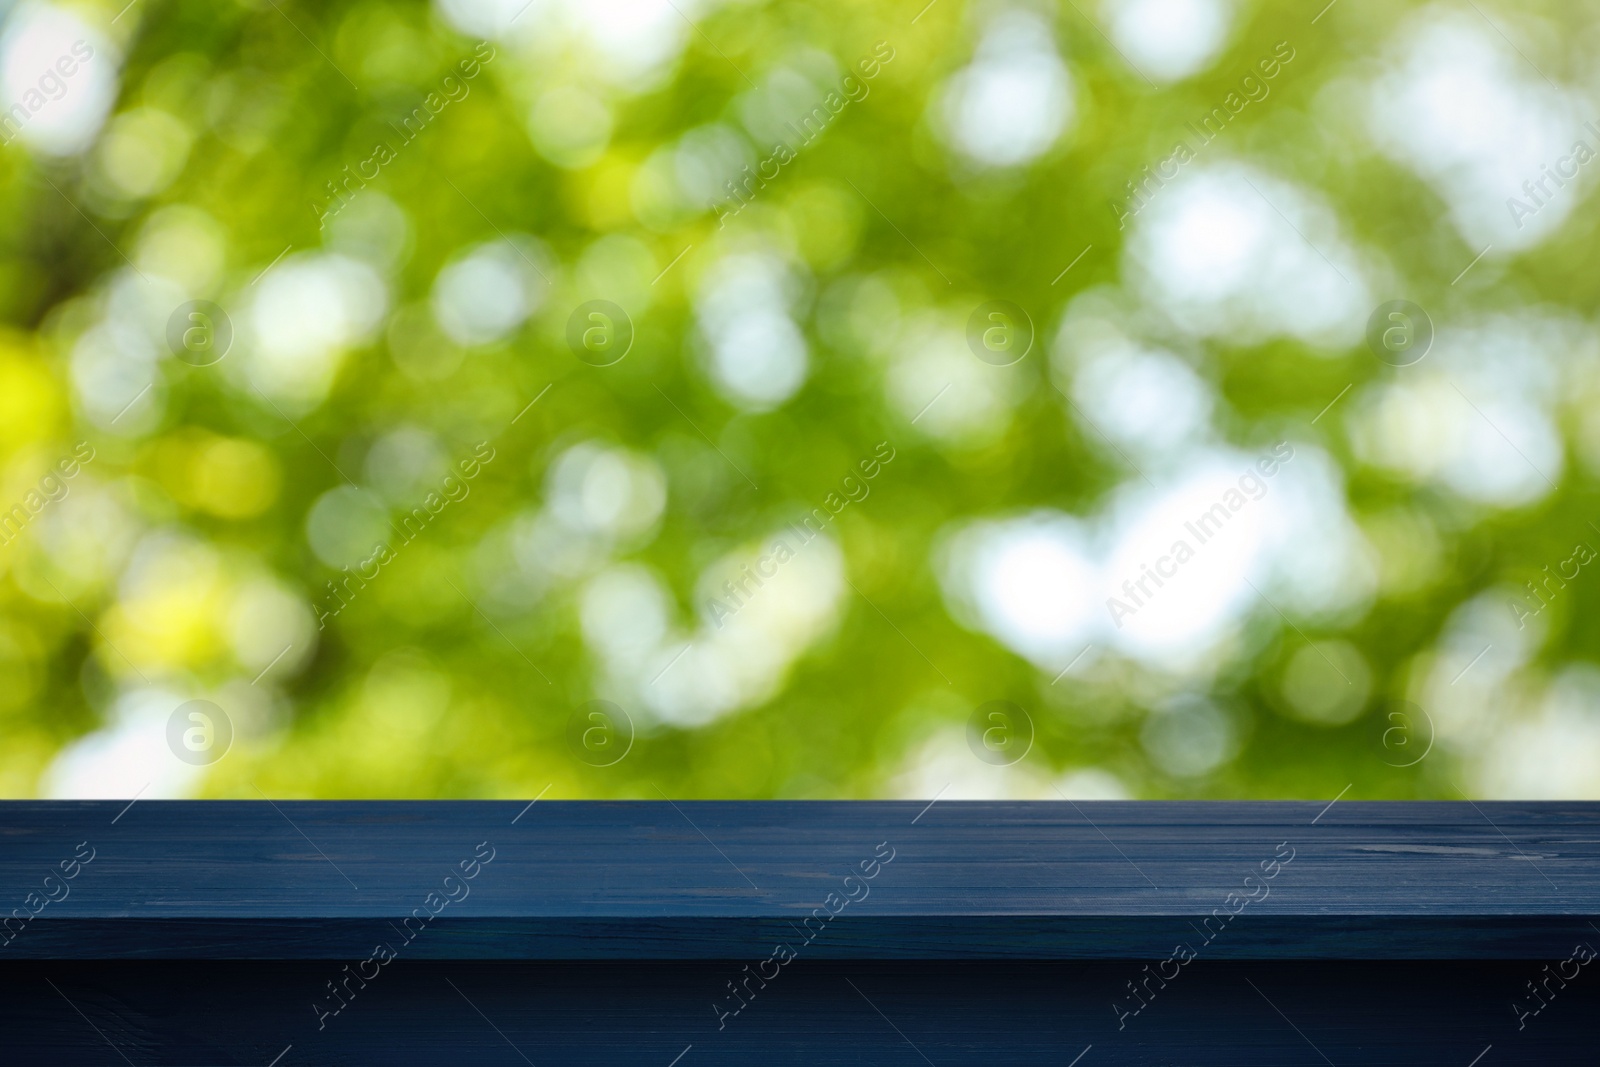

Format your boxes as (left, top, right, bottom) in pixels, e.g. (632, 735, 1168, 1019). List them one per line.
(1, 0, 1597, 801)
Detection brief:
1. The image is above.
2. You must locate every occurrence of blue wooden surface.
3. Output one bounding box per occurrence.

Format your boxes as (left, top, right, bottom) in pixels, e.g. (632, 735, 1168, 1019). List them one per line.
(8, 960, 1596, 1065)
(2, 800, 1596, 959)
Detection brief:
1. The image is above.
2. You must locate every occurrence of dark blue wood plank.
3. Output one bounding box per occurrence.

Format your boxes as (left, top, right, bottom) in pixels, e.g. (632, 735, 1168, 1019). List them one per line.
(2, 801, 1597, 959)
(7, 959, 1596, 1065)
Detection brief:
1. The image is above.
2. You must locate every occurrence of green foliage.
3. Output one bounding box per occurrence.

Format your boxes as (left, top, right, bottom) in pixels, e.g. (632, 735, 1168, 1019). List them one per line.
(1, 0, 1595, 801)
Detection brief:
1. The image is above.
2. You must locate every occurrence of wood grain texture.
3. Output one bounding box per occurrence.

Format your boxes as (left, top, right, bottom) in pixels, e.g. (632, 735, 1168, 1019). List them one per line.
(2, 800, 1596, 959)
(8, 960, 1596, 1065)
